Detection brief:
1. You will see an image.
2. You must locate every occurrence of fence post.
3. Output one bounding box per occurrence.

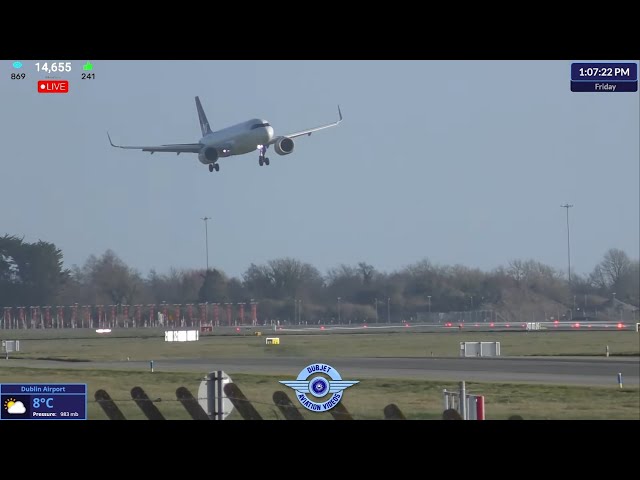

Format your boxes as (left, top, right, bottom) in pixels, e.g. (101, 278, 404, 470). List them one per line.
(223, 383, 263, 420)
(329, 402, 353, 420)
(383, 404, 406, 420)
(131, 386, 166, 420)
(459, 381, 466, 420)
(476, 395, 485, 420)
(95, 389, 127, 420)
(214, 371, 225, 421)
(176, 386, 211, 420)
(443, 409, 463, 420)
(273, 391, 305, 420)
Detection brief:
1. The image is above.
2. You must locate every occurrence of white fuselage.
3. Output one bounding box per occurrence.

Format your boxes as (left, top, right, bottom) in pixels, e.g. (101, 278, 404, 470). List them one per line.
(200, 118, 274, 157)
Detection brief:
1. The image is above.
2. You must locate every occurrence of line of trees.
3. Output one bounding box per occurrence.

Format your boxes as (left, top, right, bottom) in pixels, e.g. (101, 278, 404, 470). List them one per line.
(1, 234, 638, 322)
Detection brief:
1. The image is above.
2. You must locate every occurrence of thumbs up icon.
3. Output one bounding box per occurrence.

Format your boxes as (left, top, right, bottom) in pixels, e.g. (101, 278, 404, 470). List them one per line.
(83, 62, 93, 71)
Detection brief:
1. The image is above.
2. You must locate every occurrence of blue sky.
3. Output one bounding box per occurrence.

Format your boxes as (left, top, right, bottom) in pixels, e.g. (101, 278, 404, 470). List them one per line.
(1, 60, 638, 279)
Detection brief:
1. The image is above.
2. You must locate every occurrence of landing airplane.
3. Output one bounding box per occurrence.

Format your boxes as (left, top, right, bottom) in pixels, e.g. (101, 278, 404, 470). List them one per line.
(108, 96, 342, 172)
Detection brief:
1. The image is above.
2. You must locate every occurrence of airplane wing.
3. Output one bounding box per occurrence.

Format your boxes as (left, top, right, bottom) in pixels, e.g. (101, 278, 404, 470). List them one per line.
(108, 132, 202, 154)
(268, 105, 342, 144)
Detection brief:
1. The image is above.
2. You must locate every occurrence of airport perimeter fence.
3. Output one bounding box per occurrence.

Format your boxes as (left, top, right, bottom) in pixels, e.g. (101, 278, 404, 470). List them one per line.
(3, 304, 638, 330)
(0, 304, 260, 330)
(94, 383, 522, 420)
(416, 309, 639, 325)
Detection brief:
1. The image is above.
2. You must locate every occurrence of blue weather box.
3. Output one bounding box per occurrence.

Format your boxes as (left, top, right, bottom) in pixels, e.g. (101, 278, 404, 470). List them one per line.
(12, 61, 23, 69)
(2, 395, 30, 419)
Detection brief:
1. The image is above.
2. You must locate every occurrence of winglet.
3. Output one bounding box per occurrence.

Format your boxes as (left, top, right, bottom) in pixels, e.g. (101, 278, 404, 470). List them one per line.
(107, 131, 117, 147)
(338, 105, 343, 122)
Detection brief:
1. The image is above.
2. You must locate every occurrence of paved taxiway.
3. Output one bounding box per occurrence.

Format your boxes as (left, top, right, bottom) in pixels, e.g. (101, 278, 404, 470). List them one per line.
(6, 356, 638, 386)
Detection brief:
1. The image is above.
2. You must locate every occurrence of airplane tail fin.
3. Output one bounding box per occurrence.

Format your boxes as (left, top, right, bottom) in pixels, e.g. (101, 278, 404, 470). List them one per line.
(195, 96, 212, 136)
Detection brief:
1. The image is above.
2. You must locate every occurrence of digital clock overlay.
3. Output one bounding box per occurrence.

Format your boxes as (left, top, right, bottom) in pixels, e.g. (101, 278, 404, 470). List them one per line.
(571, 62, 638, 92)
(0, 384, 87, 420)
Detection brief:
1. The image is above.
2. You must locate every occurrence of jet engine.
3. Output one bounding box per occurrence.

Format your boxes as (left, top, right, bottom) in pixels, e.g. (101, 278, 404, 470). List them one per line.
(274, 137, 295, 155)
(198, 147, 218, 164)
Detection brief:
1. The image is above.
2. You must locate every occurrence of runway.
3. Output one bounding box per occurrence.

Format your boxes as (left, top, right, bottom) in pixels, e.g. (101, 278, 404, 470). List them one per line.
(6, 356, 638, 387)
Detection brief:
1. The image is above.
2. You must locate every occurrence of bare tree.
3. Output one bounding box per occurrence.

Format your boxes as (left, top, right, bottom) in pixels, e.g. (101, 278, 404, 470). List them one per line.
(596, 248, 632, 288)
(83, 250, 143, 305)
(357, 262, 376, 285)
(507, 259, 525, 283)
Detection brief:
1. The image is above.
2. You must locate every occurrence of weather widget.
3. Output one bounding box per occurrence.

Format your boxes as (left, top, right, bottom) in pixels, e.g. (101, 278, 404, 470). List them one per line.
(1, 384, 87, 420)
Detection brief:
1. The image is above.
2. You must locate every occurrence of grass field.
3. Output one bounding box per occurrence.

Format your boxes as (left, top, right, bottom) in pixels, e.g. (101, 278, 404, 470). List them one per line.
(3, 330, 638, 361)
(1, 367, 637, 420)
(2, 330, 637, 420)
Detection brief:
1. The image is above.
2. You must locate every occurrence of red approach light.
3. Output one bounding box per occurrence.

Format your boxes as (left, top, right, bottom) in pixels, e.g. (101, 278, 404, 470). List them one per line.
(506, 324, 510, 328)
(521, 324, 526, 328)
(554, 320, 559, 323)
(363, 325, 368, 328)
(575, 323, 580, 328)
(588, 325, 592, 328)
(617, 323, 624, 329)
(405, 323, 410, 327)
(235, 327, 240, 332)
(475, 323, 479, 327)
(489, 323, 494, 327)
(320, 326, 325, 330)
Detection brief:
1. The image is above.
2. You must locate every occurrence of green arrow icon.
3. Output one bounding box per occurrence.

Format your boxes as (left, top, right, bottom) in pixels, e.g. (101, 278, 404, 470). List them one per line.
(83, 62, 93, 71)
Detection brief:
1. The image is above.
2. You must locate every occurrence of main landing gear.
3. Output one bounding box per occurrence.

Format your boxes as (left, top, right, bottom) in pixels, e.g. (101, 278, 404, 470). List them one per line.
(209, 163, 219, 172)
(258, 145, 270, 166)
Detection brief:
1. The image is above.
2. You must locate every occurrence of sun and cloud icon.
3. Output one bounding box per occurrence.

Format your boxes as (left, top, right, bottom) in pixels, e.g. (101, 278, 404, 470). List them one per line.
(4, 398, 26, 414)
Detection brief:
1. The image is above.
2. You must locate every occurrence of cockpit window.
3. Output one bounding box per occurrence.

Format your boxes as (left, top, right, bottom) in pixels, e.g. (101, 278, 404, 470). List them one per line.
(251, 122, 271, 130)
